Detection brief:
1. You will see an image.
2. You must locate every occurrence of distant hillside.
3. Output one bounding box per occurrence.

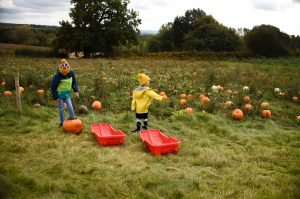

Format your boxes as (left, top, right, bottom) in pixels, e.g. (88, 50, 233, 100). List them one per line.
(140, 29, 158, 35)
(0, 22, 157, 35)
(0, 22, 57, 29)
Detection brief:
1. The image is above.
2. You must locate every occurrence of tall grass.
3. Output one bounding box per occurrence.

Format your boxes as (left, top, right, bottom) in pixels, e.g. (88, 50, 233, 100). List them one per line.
(0, 107, 299, 198)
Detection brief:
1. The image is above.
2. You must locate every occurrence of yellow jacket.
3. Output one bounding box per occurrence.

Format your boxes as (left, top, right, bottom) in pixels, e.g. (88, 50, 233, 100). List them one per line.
(131, 86, 163, 113)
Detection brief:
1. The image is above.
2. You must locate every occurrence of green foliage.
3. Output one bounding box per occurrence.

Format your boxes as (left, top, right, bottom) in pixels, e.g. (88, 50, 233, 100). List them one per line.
(0, 25, 57, 47)
(172, 8, 206, 50)
(244, 25, 290, 57)
(54, 0, 141, 58)
(183, 16, 241, 52)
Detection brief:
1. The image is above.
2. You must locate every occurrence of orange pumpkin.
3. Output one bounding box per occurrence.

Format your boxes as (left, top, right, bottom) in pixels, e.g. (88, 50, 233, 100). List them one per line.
(19, 87, 24, 93)
(262, 110, 271, 119)
(297, 116, 300, 121)
(202, 97, 210, 104)
(226, 90, 233, 95)
(159, 92, 166, 96)
(62, 118, 83, 134)
(218, 86, 224, 92)
(224, 101, 233, 107)
(244, 104, 253, 110)
(243, 96, 250, 103)
(1, 81, 5, 86)
(180, 94, 187, 99)
(199, 94, 205, 100)
(180, 99, 187, 105)
(187, 94, 193, 100)
(232, 109, 243, 120)
(261, 102, 269, 108)
(37, 89, 44, 94)
(92, 101, 102, 110)
(292, 96, 298, 102)
(4, 91, 12, 96)
(33, 103, 41, 108)
(185, 107, 193, 113)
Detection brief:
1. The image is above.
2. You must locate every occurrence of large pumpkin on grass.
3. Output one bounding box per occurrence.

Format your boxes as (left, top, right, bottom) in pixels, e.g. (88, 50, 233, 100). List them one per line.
(292, 96, 298, 102)
(180, 99, 187, 105)
(224, 101, 233, 107)
(202, 97, 210, 104)
(19, 87, 24, 93)
(37, 89, 44, 94)
(261, 102, 269, 108)
(185, 107, 193, 113)
(262, 110, 271, 119)
(244, 104, 253, 110)
(243, 96, 250, 103)
(199, 94, 205, 100)
(180, 94, 187, 99)
(62, 119, 83, 134)
(159, 92, 166, 96)
(226, 90, 233, 95)
(4, 91, 12, 96)
(92, 101, 102, 110)
(232, 109, 243, 120)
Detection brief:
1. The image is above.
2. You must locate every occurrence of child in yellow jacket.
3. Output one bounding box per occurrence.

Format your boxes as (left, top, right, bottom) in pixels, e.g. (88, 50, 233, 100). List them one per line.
(131, 73, 167, 133)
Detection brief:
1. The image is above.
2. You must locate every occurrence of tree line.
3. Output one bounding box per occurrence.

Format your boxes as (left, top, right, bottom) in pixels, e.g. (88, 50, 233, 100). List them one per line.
(0, 23, 56, 47)
(1, 0, 300, 58)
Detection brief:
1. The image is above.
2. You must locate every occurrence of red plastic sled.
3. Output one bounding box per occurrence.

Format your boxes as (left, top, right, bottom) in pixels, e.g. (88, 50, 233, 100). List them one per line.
(91, 124, 126, 146)
(139, 129, 180, 155)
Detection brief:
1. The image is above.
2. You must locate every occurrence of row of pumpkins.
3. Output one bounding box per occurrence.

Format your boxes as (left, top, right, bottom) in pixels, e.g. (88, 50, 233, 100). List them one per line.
(2, 87, 300, 122)
(159, 92, 300, 121)
(2, 87, 103, 111)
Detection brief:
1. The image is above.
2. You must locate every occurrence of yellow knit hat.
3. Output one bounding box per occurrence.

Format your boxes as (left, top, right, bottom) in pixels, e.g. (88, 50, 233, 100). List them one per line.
(137, 73, 150, 85)
(58, 59, 70, 76)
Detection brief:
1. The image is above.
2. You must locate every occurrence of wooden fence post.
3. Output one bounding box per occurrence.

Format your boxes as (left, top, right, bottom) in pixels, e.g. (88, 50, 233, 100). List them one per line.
(15, 71, 22, 112)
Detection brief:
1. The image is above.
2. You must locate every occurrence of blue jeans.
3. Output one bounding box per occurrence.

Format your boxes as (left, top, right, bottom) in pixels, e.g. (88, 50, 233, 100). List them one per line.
(59, 97, 75, 124)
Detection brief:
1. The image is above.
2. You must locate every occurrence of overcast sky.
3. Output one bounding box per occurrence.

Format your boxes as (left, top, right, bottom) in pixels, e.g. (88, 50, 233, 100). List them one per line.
(0, 0, 299, 35)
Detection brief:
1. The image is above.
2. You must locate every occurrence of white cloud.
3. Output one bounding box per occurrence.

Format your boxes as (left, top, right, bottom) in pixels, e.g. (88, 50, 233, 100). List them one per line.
(250, 0, 294, 10)
(0, 0, 15, 8)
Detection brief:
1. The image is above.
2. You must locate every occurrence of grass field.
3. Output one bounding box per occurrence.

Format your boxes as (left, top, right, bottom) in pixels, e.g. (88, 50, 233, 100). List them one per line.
(0, 57, 300, 198)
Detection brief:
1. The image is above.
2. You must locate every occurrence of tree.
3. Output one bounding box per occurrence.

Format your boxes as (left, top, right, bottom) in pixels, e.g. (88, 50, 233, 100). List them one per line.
(157, 23, 174, 51)
(172, 8, 206, 50)
(183, 15, 241, 52)
(54, 0, 141, 57)
(244, 25, 290, 57)
(146, 36, 160, 52)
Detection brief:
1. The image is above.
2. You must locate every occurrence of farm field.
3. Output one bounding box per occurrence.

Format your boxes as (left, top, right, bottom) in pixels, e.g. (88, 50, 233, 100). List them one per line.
(0, 57, 300, 198)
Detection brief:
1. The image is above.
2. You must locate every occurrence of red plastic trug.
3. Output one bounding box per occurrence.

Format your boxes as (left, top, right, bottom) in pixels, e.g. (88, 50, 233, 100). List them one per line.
(91, 124, 126, 145)
(139, 129, 180, 155)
